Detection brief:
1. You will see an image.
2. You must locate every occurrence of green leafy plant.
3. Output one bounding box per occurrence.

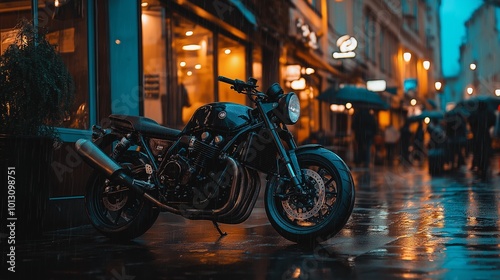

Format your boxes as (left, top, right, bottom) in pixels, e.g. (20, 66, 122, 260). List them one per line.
(0, 19, 74, 137)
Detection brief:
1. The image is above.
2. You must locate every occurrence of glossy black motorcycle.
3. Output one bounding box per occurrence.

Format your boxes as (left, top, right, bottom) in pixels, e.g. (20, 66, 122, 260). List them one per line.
(75, 76, 355, 244)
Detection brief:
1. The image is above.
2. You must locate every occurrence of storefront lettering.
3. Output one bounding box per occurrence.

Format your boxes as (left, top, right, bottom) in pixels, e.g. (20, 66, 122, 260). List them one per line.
(296, 18, 318, 50)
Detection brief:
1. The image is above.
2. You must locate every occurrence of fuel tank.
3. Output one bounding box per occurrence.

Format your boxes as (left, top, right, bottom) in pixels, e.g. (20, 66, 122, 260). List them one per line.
(183, 102, 252, 134)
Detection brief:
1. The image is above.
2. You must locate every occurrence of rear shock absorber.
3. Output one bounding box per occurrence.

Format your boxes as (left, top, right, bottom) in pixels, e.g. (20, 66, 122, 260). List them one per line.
(111, 135, 131, 159)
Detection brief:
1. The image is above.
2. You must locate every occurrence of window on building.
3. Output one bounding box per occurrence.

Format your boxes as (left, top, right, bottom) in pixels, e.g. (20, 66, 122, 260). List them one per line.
(364, 9, 376, 63)
(141, 2, 253, 128)
(218, 34, 246, 105)
(141, 6, 215, 127)
(1, 0, 91, 130)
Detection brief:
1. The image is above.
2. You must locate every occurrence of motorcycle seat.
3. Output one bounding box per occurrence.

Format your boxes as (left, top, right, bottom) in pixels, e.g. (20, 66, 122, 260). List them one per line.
(109, 114, 181, 139)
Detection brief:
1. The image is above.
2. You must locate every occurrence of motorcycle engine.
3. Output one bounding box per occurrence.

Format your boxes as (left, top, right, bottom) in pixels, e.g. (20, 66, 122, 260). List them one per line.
(159, 132, 230, 207)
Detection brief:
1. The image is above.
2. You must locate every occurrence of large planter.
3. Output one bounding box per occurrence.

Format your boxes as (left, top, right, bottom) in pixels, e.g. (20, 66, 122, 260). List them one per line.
(0, 134, 53, 239)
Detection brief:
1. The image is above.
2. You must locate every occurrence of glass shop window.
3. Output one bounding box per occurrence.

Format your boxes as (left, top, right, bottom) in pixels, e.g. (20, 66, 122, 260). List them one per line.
(0, 0, 90, 130)
(141, 4, 214, 127)
(218, 34, 246, 105)
(176, 16, 214, 124)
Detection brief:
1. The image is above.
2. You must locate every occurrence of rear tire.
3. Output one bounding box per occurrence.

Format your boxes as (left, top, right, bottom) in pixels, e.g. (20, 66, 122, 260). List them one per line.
(85, 151, 159, 240)
(265, 147, 355, 245)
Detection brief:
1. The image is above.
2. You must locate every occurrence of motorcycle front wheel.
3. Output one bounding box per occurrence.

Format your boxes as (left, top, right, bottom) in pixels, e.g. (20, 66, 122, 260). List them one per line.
(265, 147, 355, 245)
(85, 150, 159, 240)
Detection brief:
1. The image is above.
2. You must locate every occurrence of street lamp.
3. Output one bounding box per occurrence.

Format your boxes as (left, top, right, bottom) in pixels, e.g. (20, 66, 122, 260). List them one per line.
(423, 60, 430, 70)
(403, 52, 412, 62)
(469, 63, 477, 71)
(467, 87, 474, 95)
(434, 81, 442, 92)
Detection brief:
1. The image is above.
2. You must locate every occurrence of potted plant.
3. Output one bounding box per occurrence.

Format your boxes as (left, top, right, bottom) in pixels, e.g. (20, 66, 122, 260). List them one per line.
(0, 19, 74, 237)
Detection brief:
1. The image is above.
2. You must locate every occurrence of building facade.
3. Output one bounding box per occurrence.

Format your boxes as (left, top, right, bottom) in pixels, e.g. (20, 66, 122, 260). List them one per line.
(441, 3, 500, 110)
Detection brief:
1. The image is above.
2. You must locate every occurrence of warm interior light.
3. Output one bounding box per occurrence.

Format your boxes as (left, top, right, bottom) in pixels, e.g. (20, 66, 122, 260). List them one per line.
(291, 78, 306, 90)
(467, 87, 474, 95)
(495, 89, 500, 96)
(182, 44, 201, 51)
(194, 64, 201, 70)
(55, 0, 68, 7)
(434, 81, 442, 91)
(185, 30, 193, 36)
(366, 80, 386, 92)
(330, 104, 346, 112)
(345, 102, 352, 110)
(141, 2, 149, 7)
(410, 98, 417, 106)
(424, 117, 430, 124)
(224, 48, 231, 55)
(403, 52, 411, 62)
(423, 60, 430, 70)
(305, 68, 315, 75)
(179, 61, 186, 67)
(186, 71, 193, 76)
(470, 63, 477, 70)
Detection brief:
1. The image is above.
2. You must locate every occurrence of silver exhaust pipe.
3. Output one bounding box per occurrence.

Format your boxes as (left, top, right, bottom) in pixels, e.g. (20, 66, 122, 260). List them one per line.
(75, 139, 181, 213)
(75, 139, 145, 195)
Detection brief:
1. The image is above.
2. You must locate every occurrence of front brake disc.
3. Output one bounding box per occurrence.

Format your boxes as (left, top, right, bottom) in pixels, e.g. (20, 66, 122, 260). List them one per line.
(281, 169, 325, 220)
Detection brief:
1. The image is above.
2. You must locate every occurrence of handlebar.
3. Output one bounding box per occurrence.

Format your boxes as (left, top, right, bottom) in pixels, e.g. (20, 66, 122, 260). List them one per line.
(218, 76, 258, 94)
(217, 76, 236, 85)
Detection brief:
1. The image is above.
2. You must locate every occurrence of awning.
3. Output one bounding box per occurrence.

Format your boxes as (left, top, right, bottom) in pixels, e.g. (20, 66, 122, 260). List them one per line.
(229, 0, 257, 27)
(317, 85, 390, 110)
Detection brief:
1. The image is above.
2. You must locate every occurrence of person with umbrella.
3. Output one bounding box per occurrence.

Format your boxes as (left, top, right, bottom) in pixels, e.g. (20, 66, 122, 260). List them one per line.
(352, 109, 378, 167)
(468, 101, 496, 177)
(444, 108, 468, 169)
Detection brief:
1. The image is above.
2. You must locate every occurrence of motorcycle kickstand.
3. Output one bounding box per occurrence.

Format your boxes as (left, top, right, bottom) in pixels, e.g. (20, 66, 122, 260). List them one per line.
(212, 221, 227, 237)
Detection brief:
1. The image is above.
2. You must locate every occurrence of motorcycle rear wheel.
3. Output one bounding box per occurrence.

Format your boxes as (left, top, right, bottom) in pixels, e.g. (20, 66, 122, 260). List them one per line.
(265, 147, 355, 245)
(85, 151, 159, 240)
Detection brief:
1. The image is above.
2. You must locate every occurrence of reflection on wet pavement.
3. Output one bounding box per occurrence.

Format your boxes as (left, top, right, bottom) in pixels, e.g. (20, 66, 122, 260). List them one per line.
(6, 160, 500, 279)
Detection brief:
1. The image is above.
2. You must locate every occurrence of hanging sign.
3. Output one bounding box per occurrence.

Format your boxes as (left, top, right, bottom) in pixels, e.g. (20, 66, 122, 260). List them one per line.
(332, 35, 357, 59)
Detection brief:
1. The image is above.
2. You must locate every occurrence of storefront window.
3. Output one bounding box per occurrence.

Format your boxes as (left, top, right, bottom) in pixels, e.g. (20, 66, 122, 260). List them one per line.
(142, 4, 214, 127)
(0, 0, 90, 130)
(176, 15, 214, 124)
(252, 46, 263, 91)
(218, 34, 246, 105)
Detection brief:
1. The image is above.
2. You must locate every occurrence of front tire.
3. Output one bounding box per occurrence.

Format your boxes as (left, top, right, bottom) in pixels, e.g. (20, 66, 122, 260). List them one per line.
(85, 151, 159, 240)
(265, 147, 355, 245)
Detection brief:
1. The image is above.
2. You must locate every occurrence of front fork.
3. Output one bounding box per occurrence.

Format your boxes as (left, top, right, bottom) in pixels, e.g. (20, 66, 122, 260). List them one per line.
(258, 104, 305, 194)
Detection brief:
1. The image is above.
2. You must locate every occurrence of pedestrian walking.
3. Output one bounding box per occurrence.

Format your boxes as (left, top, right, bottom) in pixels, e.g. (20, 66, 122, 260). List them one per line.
(445, 110, 468, 169)
(494, 105, 500, 175)
(399, 120, 411, 164)
(384, 124, 400, 166)
(412, 122, 425, 164)
(468, 102, 496, 177)
(352, 109, 378, 167)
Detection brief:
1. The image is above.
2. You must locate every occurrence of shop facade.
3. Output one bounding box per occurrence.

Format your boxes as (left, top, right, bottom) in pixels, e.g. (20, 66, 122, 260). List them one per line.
(0, 0, 288, 230)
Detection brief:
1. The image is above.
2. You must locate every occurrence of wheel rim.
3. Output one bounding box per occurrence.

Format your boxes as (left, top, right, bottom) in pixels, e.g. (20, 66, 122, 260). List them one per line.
(89, 162, 146, 230)
(282, 169, 325, 220)
(275, 163, 339, 229)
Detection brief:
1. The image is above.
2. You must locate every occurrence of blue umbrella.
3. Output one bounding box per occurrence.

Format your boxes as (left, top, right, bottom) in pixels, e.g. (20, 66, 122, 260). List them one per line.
(455, 95, 500, 113)
(317, 86, 389, 110)
(407, 110, 444, 123)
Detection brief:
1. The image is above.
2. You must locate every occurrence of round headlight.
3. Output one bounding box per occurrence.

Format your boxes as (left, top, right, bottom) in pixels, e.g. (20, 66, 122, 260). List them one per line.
(277, 92, 300, 124)
(287, 93, 300, 124)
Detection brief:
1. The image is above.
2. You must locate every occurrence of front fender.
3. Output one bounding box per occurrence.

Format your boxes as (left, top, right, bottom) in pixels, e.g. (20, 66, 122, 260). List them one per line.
(295, 144, 323, 154)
